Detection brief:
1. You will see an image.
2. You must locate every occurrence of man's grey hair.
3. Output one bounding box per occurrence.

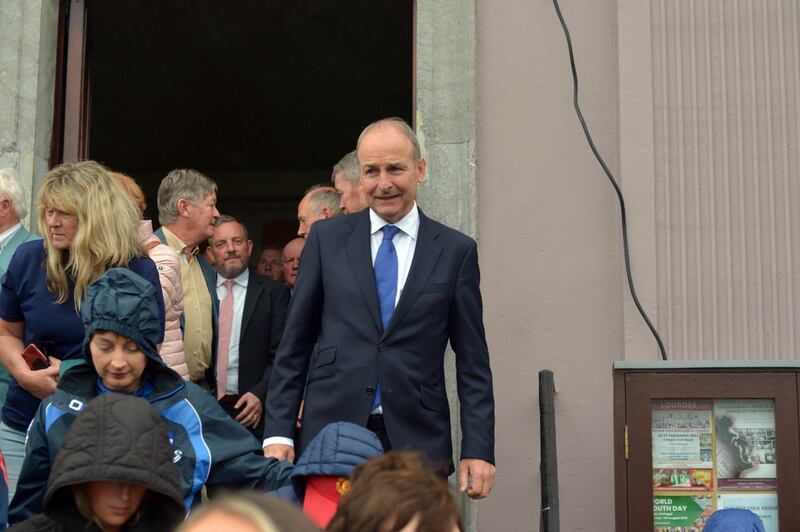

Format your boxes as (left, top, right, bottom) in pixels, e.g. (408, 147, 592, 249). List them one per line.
(212, 214, 249, 241)
(157, 169, 217, 225)
(330, 151, 360, 185)
(305, 186, 342, 216)
(356, 117, 421, 164)
(0, 169, 28, 220)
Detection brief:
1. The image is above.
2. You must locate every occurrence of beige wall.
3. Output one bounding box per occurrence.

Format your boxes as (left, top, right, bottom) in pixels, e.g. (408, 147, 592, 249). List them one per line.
(475, 0, 800, 529)
(476, 1, 623, 529)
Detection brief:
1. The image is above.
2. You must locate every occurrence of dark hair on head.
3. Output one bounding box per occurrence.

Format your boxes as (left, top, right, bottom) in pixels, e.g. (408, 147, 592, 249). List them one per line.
(212, 214, 249, 240)
(327, 451, 462, 532)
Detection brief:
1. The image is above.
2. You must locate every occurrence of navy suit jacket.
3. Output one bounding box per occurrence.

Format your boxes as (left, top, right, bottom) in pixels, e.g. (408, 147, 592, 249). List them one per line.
(265, 209, 495, 473)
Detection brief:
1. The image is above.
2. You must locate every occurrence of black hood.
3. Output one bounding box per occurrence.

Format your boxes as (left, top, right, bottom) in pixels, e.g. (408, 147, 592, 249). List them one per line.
(42, 394, 184, 530)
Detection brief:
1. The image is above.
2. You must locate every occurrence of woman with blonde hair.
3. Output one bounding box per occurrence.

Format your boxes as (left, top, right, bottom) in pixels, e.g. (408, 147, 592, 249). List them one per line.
(0, 161, 164, 498)
(112, 171, 189, 380)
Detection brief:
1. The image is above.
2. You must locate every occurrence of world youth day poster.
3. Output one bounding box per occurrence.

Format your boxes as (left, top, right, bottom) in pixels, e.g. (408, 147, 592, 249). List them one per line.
(715, 399, 777, 491)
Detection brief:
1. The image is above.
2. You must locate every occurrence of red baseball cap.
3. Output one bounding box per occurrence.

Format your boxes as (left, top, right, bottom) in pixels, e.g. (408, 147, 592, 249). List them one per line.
(303, 475, 351, 528)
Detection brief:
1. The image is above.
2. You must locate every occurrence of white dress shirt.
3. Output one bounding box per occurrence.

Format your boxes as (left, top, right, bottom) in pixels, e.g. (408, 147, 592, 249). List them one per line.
(216, 268, 249, 396)
(0, 223, 22, 254)
(369, 203, 419, 305)
(262, 205, 420, 449)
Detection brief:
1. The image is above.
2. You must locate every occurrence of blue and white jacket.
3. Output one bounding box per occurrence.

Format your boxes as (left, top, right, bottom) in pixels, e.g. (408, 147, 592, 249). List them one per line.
(9, 361, 293, 523)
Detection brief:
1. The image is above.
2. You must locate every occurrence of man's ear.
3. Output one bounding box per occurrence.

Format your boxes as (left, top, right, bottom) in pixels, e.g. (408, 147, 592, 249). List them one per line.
(322, 207, 333, 219)
(0, 198, 11, 216)
(177, 198, 191, 217)
(416, 158, 427, 184)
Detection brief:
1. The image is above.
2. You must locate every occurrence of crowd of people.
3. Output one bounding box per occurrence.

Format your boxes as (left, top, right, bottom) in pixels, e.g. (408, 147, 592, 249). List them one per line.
(0, 117, 497, 531)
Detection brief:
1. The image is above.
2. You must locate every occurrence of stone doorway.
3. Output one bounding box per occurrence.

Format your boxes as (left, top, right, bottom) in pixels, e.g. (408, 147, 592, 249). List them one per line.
(57, 0, 413, 250)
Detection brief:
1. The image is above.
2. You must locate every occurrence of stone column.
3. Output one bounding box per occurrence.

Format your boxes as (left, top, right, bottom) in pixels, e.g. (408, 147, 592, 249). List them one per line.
(415, 1, 478, 529)
(0, 0, 59, 231)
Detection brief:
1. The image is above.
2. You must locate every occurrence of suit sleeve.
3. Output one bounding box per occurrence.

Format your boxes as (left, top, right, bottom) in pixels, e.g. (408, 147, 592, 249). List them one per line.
(263, 228, 324, 439)
(449, 241, 496, 464)
(249, 283, 290, 401)
(8, 404, 52, 523)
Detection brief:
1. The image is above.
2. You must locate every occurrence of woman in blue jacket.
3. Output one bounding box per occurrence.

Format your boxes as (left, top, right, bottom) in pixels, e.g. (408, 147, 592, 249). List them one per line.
(8, 268, 292, 524)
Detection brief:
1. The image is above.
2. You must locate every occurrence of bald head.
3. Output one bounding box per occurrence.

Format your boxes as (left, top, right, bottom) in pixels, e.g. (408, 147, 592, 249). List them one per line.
(297, 186, 341, 239)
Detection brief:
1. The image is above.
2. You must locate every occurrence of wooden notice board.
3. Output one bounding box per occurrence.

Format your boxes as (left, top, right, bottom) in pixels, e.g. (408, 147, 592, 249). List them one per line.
(614, 361, 800, 531)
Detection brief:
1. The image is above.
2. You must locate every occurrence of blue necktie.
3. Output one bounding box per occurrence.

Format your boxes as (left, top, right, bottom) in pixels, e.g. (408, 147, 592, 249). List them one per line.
(372, 225, 400, 410)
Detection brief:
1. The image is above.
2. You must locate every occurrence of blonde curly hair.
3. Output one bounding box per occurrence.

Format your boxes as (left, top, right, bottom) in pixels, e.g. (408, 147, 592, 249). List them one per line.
(37, 161, 143, 310)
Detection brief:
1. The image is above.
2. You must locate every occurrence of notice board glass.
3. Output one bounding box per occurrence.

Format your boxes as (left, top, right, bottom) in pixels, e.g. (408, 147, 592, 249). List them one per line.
(650, 399, 778, 530)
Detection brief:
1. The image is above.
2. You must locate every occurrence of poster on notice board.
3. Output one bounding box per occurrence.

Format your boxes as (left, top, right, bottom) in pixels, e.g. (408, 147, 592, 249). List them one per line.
(714, 399, 776, 491)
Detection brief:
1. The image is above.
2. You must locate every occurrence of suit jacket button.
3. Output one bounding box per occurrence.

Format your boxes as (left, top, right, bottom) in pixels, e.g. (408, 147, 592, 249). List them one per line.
(378, 344, 386, 351)
(366, 386, 375, 395)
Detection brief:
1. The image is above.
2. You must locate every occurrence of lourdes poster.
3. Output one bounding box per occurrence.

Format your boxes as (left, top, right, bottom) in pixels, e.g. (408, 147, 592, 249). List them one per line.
(651, 399, 778, 532)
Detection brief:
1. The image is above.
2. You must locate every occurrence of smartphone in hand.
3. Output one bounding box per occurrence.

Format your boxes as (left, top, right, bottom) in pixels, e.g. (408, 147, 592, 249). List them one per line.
(21, 344, 50, 371)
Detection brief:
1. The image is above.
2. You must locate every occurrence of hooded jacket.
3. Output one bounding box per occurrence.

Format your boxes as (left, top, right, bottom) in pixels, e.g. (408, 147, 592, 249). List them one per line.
(273, 421, 383, 504)
(705, 509, 766, 532)
(10, 394, 184, 532)
(9, 268, 293, 524)
(139, 220, 189, 380)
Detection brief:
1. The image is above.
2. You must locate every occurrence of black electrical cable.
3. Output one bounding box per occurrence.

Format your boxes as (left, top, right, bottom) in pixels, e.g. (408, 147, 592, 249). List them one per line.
(551, 0, 668, 361)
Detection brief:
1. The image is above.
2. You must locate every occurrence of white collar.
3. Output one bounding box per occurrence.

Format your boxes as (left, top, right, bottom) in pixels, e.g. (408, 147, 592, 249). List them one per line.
(216, 267, 249, 288)
(369, 203, 420, 240)
(0, 223, 22, 249)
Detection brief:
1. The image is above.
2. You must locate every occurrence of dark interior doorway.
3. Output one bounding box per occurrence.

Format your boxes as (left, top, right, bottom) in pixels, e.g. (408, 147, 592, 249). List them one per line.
(83, 0, 413, 250)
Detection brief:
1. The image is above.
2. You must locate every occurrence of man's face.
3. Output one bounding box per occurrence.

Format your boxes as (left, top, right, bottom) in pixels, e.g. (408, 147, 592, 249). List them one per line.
(282, 238, 305, 288)
(334, 173, 368, 214)
(183, 192, 220, 246)
(209, 221, 252, 279)
(256, 248, 284, 282)
(358, 125, 426, 224)
(297, 194, 330, 239)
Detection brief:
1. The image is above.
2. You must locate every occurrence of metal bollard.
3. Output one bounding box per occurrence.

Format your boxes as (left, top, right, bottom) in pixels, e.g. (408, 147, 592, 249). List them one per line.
(539, 369, 559, 532)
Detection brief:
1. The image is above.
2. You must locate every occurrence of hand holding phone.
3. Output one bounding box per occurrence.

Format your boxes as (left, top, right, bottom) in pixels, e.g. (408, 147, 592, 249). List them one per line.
(21, 343, 50, 371)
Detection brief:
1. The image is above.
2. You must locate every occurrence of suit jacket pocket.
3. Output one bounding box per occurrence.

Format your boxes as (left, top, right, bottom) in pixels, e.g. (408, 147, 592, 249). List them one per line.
(314, 346, 336, 368)
(308, 347, 336, 384)
(421, 282, 452, 294)
(420, 385, 449, 414)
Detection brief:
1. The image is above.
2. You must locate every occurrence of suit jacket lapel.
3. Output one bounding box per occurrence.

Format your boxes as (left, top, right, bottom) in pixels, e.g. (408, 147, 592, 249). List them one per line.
(382, 212, 442, 340)
(346, 211, 383, 335)
(240, 274, 262, 338)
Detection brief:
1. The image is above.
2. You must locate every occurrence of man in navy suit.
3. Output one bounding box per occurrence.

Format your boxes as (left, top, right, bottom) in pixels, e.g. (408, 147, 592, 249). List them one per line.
(263, 118, 496, 499)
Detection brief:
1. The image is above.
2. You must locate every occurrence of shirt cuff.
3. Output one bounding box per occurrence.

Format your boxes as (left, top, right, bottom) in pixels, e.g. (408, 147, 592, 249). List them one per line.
(262, 436, 294, 449)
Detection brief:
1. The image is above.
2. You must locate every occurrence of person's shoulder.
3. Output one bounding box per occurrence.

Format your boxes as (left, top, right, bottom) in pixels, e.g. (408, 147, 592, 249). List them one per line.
(181, 381, 215, 405)
(8, 513, 57, 532)
(12, 240, 46, 262)
(314, 210, 365, 235)
(420, 212, 476, 248)
(128, 254, 158, 275)
(250, 271, 289, 295)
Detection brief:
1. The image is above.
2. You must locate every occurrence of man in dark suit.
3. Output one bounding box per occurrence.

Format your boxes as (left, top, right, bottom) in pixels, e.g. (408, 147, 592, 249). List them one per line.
(264, 118, 496, 499)
(208, 216, 290, 438)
